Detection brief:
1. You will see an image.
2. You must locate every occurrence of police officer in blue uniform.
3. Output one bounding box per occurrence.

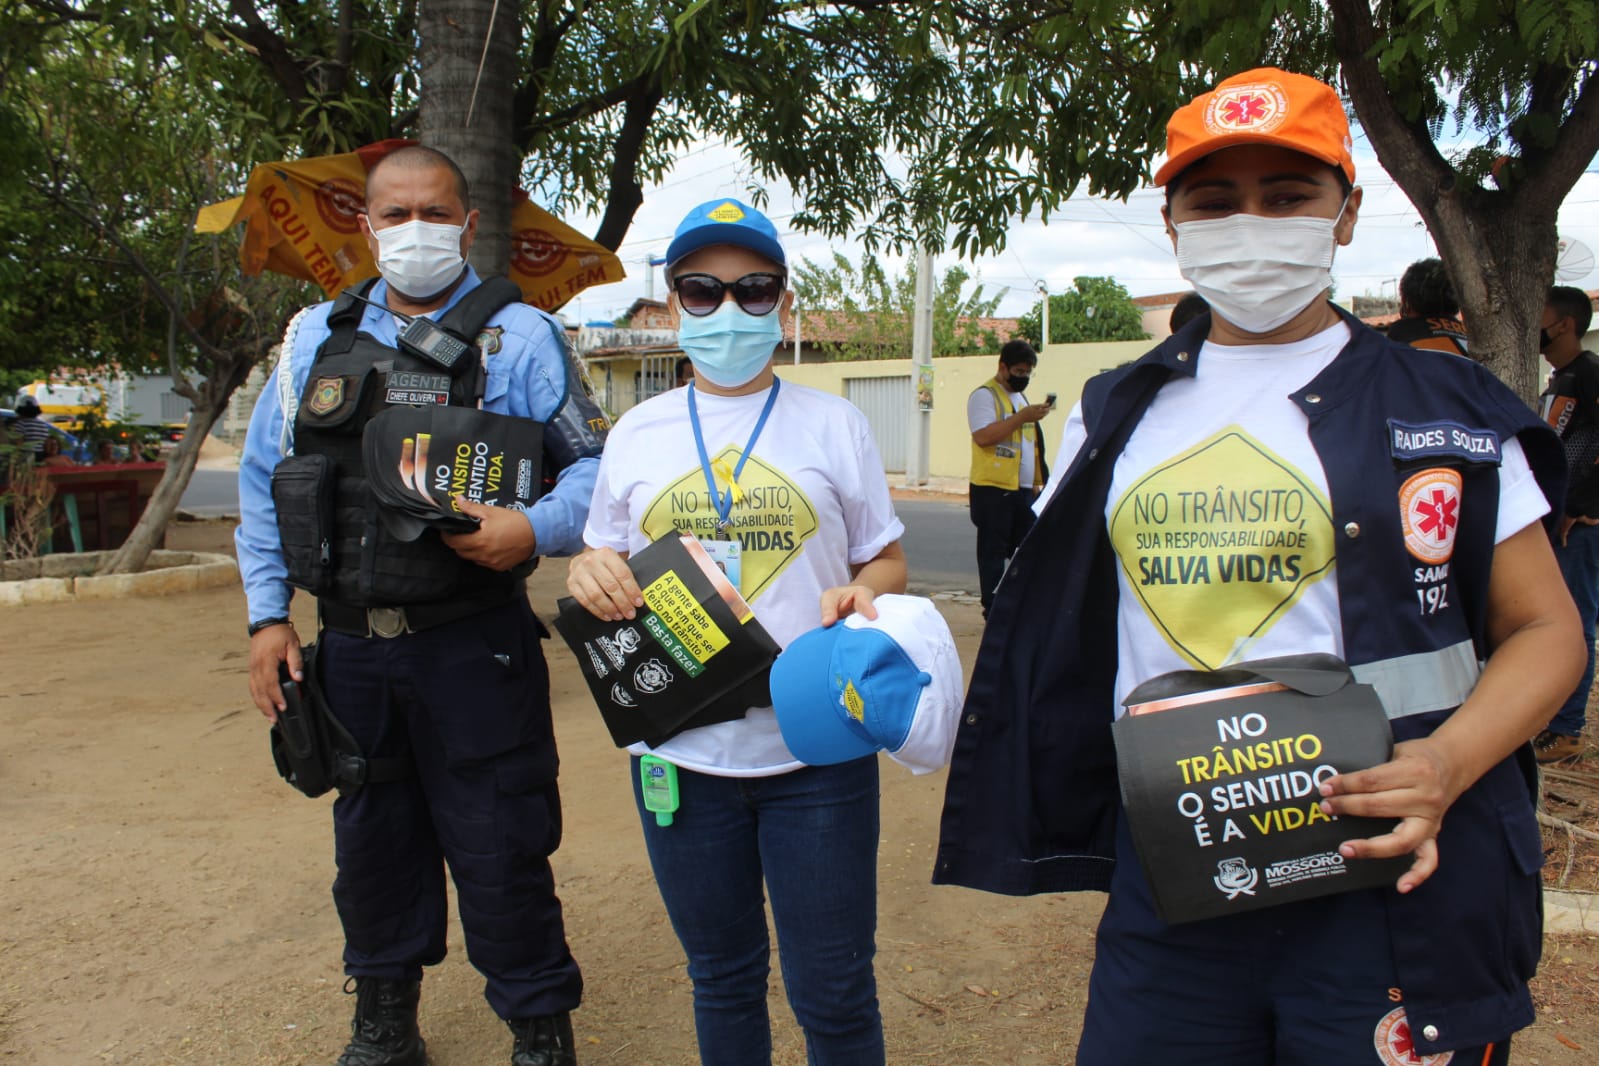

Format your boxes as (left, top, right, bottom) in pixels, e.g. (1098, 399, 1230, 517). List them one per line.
(935, 69, 1584, 1064)
(238, 146, 604, 1066)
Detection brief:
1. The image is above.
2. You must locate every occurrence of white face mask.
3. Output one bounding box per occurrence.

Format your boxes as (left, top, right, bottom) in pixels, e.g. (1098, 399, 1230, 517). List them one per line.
(1174, 200, 1347, 334)
(371, 219, 467, 300)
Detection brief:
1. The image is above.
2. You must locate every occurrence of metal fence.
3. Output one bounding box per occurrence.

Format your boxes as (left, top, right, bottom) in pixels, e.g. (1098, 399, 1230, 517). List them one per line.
(844, 375, 912, 473)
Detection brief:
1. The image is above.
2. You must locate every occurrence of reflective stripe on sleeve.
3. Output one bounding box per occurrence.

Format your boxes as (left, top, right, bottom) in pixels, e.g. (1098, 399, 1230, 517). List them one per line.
(1351, 639, 1481, 720)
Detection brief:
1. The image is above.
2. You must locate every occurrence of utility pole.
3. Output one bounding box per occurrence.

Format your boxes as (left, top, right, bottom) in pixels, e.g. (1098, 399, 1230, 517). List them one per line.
(907, 245, 934, 487)
(1037, 281, 1050, 351)
(645, 255, 667, 301)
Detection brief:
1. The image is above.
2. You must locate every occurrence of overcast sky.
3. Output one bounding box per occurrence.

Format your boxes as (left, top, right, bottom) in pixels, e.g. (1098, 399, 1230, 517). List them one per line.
(560, 126, 1599, 326)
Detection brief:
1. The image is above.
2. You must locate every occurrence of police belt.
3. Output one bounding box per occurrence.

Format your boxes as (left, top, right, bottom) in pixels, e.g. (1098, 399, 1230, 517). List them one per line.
(319, 583, 525, 638)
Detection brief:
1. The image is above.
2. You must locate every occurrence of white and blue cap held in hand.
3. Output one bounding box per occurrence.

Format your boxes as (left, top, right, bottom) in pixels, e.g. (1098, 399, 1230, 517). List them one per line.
(771, 595, 962, 773)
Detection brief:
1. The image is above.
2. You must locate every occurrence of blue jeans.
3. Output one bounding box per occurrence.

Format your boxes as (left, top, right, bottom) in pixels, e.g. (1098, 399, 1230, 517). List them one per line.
(630, 755, 884, 1066)
(1553, 520, 1599, 735)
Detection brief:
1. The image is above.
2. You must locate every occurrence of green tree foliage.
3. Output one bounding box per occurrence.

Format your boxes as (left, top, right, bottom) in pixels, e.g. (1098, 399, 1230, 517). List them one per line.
(6, 0, 1592, 402)
(791, 253, 1008, 361)
(1017, 277, 1147, 345)
(2, 8, 311, 570)
(3, 2, 1199, 258)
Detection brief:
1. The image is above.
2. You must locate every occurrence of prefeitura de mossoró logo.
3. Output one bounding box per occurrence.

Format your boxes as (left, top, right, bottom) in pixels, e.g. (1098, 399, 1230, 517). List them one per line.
(1263, 850, 1348, 888)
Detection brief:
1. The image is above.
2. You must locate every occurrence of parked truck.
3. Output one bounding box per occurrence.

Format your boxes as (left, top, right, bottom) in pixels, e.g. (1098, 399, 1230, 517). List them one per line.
(18, 373, 191, 443)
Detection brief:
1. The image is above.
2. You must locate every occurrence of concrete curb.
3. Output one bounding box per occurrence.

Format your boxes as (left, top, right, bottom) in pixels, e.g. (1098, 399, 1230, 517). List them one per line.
(1545, 889, 1598, 935)
(0, 550, 238, 607)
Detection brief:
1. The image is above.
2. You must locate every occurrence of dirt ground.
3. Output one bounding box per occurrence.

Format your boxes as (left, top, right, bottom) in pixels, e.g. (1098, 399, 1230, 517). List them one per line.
(1, 515, 1596, 1065)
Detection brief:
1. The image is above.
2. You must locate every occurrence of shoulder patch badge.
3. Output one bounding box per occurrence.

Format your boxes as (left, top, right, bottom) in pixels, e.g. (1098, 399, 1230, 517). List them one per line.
(1399, 468, 1462, 564)
(477, 326, 503, 355)
(306, 376, 344, 416)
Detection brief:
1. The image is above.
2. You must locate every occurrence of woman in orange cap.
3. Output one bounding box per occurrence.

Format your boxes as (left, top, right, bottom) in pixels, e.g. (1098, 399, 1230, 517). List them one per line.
(936, 67, 1581, 1065)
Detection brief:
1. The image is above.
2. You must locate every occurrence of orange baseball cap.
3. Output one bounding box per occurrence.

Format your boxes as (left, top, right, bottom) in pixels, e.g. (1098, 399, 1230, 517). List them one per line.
(1155, 67, 1355, 187)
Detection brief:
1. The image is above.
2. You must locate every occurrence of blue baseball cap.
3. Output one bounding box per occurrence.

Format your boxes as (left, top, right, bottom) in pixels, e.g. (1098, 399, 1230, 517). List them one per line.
(665, 199, 786, 270)
(771, 596, 962, 774)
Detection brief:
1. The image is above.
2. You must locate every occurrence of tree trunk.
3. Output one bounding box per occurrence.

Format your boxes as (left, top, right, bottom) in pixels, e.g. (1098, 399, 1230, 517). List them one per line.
(419, 0, 521, 278)
(1360, 141, 1558, 405)
(1441, 205, 1558, 404)
(98, 348, 262, 575)
(1328, 0, 1597, 408)
(97, 398, 224, 574)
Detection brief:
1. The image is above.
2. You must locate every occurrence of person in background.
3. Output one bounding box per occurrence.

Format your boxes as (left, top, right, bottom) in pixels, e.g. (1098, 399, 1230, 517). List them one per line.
(967, 339, 1050, 616)
(93, 440, 116, 465)
(568, 198, 905, 1066)
(10, 395, 51, 459)
(1387, 257, 1469, 355)
(39, 435, 75, 468)
(939, 67, 1581, 1066)
(1168, 291, 1210, 333)
(1535, 284, 1599, 763)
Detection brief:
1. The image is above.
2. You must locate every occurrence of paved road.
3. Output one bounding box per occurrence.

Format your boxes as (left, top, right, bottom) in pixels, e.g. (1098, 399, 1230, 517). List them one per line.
(179, 468, 241, 518)
(179, 470, 981, 597)
(895, 495, 978, 598)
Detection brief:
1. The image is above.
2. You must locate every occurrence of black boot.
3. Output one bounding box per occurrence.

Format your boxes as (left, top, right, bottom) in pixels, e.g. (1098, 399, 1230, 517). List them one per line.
(334, 977, 427, 1066)
(508, 1012, 576, 1066)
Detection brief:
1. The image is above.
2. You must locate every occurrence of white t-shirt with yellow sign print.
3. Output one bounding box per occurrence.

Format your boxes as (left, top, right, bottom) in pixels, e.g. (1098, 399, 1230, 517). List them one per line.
(584, 378, 905, 775)
(1036, 322, 1549, 714)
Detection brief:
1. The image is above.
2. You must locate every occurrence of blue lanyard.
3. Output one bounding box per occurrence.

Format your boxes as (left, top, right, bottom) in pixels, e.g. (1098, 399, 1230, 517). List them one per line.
(687, 378, 781, 532)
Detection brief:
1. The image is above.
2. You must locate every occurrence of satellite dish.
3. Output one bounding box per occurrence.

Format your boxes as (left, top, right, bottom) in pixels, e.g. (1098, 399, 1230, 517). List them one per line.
(1556, 237, 1596, 282)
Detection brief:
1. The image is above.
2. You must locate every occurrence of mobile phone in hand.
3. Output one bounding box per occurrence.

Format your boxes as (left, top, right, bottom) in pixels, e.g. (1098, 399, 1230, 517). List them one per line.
(1045, 393, 1058, 408)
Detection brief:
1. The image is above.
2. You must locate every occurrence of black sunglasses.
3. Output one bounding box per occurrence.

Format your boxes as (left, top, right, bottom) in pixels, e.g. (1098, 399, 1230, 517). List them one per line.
(672, 272, 786, 317)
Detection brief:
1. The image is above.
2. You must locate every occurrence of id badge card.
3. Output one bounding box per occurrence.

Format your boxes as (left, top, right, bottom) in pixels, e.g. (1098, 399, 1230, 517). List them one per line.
(697, 539, 743, 592)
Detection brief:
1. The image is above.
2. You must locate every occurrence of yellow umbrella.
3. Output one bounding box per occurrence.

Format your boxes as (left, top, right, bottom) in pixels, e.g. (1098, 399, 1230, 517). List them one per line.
(195, 139, 625, 310)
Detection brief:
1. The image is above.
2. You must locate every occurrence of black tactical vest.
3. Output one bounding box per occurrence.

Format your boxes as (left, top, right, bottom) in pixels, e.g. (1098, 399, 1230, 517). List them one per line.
(273, 277, 531, 608)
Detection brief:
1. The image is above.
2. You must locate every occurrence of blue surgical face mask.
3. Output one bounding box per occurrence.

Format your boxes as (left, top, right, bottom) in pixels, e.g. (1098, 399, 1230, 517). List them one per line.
(677, 300, 782, 388)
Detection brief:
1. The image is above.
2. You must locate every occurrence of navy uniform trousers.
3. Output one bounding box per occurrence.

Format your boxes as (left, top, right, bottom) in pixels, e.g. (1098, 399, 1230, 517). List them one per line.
(318, 597, 583, 1021)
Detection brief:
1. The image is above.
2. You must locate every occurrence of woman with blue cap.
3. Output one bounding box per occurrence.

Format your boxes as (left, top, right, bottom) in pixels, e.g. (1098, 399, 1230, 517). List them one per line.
(567, 198, 906, 1065)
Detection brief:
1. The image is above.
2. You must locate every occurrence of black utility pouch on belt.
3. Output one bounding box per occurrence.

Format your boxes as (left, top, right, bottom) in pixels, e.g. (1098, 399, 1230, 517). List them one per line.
(270, 453, 337, 594)
(269, 643, 408, 798)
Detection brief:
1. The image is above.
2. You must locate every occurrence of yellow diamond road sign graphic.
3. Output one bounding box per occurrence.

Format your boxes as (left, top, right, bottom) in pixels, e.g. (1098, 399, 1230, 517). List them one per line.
(640, 446, 819, 603)
(1108, 426, 1336, 669)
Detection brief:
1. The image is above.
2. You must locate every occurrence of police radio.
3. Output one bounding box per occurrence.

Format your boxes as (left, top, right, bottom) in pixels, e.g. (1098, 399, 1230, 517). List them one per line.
(395, 316, 472, 372)
(341, 288, 474, 373)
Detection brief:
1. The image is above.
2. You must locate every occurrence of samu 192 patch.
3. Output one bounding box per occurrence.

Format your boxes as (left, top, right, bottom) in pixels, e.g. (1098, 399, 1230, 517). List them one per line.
(1399, 468, 1462, 565)
(477, 326, 504, 355)
(305, 377, 344, 416)
(1372, 1006, 1453, 1065)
